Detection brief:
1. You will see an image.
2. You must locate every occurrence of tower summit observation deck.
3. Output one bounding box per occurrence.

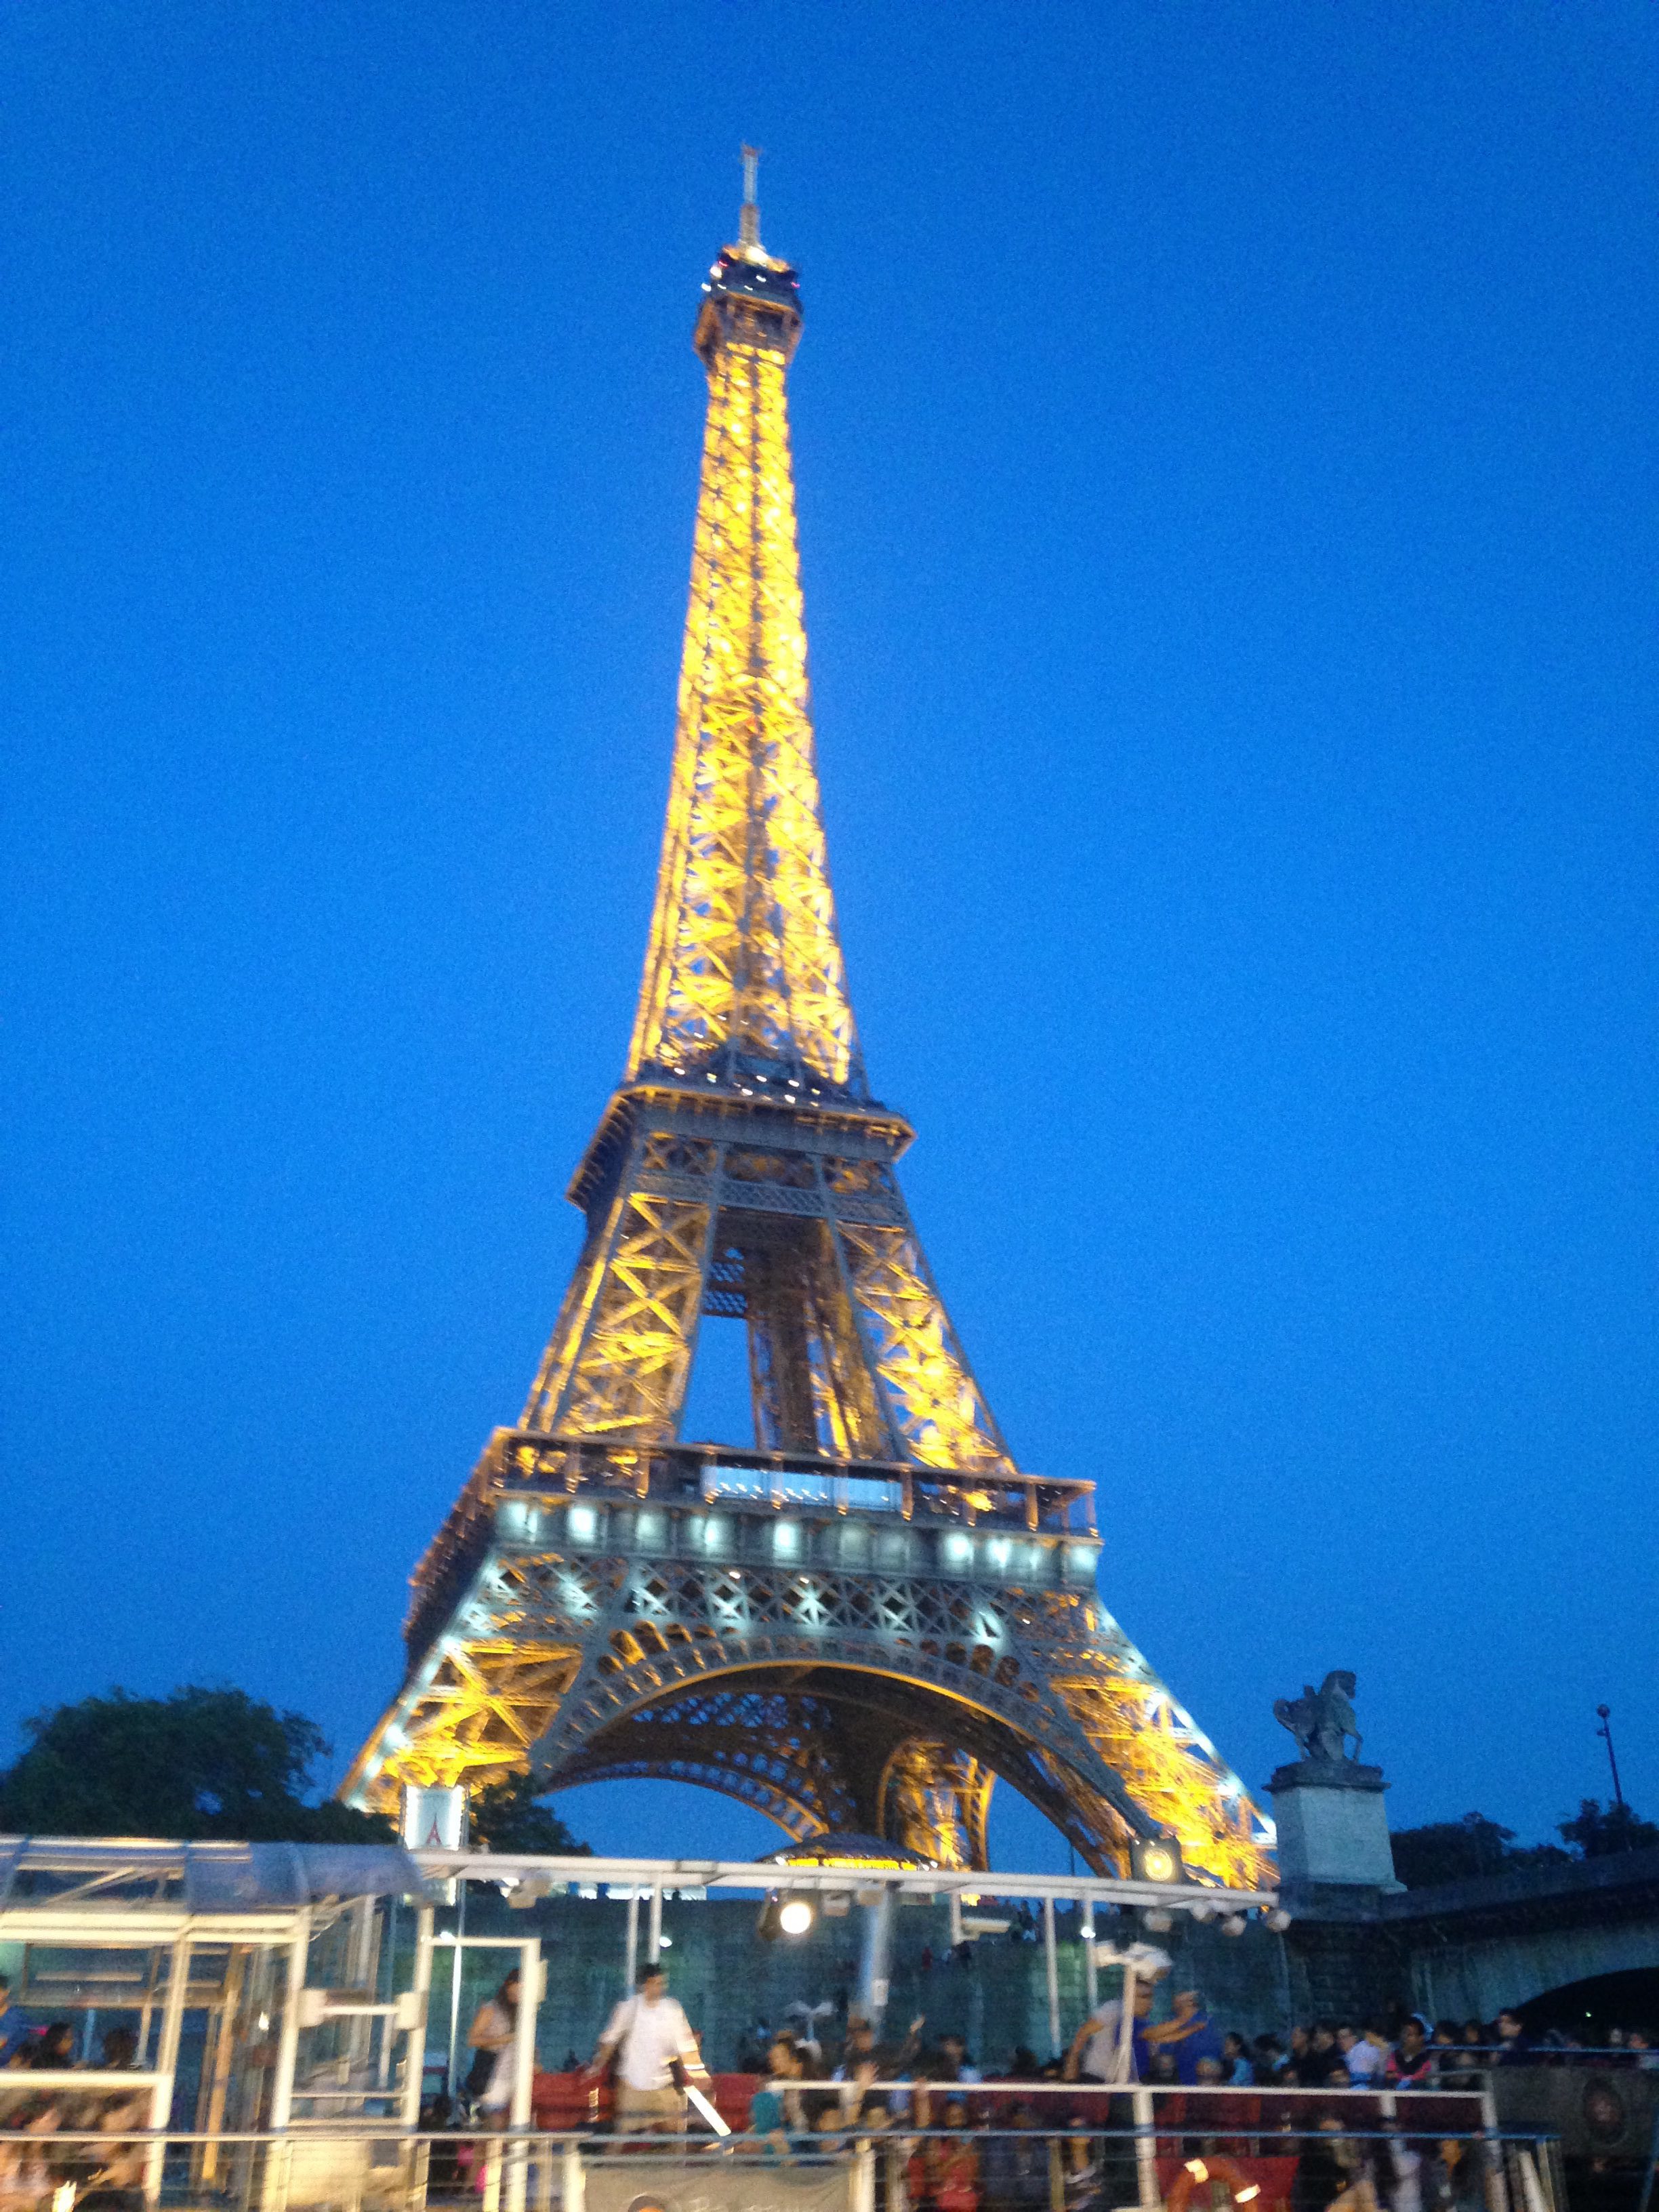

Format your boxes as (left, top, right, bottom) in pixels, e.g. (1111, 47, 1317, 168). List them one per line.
(345, 157, 1274, 1889)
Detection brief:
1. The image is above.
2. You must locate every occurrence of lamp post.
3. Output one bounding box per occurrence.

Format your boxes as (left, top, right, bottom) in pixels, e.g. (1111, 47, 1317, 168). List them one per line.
(1595, 1704, 1626, 1809)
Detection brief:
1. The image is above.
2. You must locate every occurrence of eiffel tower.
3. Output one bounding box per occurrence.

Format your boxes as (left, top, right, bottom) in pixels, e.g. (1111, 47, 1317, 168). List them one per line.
(345, 157, 1274, 1888)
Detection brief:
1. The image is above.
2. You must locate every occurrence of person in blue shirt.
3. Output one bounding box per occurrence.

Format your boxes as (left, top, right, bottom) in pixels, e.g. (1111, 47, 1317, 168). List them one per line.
(0, 1978, 35, 2068)
(1168, 2003, 1225, 2086)
(1222, 2032, 1256, 2087)
(747, 2034, 806, 2161)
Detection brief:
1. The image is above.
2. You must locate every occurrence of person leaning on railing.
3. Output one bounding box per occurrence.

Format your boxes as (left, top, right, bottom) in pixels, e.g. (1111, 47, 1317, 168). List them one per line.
(745, 2034, 808, 2163)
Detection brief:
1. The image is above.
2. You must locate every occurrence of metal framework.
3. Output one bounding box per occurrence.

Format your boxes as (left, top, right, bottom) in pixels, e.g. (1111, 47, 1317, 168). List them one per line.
(346, 165, 1275, 1891)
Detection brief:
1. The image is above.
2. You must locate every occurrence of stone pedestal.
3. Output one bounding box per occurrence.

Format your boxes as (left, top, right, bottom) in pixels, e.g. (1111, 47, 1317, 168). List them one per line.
(1267, 1760, 1398, 1889)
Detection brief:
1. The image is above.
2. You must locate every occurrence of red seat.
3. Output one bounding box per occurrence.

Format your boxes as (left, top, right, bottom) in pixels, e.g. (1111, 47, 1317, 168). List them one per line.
(527, 2069, 760, 2133)
(531, 2070, 605, 2130)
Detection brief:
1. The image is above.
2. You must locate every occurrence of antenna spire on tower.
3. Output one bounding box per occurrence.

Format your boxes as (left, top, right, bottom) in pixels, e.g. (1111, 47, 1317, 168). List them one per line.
(739, 142, 762, 251)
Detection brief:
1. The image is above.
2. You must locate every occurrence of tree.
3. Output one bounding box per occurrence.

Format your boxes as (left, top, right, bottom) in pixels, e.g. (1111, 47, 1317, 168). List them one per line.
(0, 1687, 393, 1843)
(1558, 1798, 1659, 1858)
(1391, 1810, 1570, 1888)
(1391, 1812, 1519, 1887)
(467, 1771, 591, 1855)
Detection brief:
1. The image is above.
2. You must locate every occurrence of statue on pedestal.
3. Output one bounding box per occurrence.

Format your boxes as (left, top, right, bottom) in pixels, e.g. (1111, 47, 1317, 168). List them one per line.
(1267, 1670, 1397, 1888)
(1273, 1671, 1363, 1765)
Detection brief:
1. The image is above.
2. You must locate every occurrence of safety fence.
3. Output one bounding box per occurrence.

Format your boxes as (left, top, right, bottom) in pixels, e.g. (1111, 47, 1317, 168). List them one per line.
(0, 2081, 1568, 2212)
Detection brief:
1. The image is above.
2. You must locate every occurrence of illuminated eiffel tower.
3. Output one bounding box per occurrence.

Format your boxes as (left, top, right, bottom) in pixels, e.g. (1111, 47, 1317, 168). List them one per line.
(345, 157, 1274, 1887)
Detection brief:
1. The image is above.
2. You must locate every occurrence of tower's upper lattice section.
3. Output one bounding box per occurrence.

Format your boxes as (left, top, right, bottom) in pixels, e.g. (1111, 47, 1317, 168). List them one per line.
(627, 161, 866, 1099)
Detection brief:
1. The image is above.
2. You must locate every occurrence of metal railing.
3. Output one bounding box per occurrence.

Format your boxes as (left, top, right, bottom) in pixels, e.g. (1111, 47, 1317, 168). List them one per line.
(0, 2080, 1569, 2212)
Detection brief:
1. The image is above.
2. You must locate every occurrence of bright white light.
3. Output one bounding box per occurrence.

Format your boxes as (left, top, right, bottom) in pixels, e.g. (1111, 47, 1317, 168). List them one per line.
(778, 1898, 815, 1936)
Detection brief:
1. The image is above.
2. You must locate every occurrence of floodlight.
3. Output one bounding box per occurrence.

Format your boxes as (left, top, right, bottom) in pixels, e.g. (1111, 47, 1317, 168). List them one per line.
(758, 1890, 816, 1941)
(1131, 1839, 1183, 1885)
(1265, 1908, 1292, 1932)
(1221, 1914, 1246, 1937)
(1143, 1909, 1174, 1933)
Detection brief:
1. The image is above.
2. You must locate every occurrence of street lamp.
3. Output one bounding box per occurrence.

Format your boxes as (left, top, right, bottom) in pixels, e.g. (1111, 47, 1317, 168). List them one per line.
(1595, 1705, 1626, 1808)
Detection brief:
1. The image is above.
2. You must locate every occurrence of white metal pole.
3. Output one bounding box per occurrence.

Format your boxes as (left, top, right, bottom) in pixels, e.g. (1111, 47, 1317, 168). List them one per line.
(511, 1941, 539, 2126)
(504, 1940, 540, 2212)
(948, 1890, 964, 1949)
(1132, 2083, 1160, 2211)
(1082, 1907, 1099, 2015)
(346, 1894, 376, 2072)
(447, 1881, 468, 2097)
(400, 1908, 436, 2131)
(268, 1908, 312, 2133)
(144, 1933, 193, 2208)
(1481, 2085, 1511, 2212)
(647, 1884, 662, 1965)
(852, 2144, 876, 2212)
(624, 1891, 639, 1991)
(857, 1890, 894, 2026)
(1116, 1963, 1138, 2085)
(1042, 1897, 1061, 2057)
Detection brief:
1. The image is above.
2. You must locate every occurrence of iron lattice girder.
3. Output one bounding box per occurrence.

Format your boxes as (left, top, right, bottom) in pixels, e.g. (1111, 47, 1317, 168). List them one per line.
(348, 1492, 1275, 1885)
(521, 1089, 1015, 1478)
(347, 199, 1277, 1893)
(400, 1431, 1098, 1675)
(629, 292, 859, 1094)
(545, 1685, 993, 1870)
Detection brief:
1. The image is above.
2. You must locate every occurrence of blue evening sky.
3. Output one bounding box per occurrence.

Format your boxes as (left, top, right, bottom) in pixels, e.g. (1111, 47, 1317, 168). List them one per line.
(3, 1, 1656, 1866)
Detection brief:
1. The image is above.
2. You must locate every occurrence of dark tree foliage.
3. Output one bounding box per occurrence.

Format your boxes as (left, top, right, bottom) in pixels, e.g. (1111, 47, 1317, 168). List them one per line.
(1391, 1812, 1524, 1887)
(0, 1687, 393, 1843)
(1559, 1798, 1659, 1857)
(1393, 1798, 1659, 1887)
(467, 1771, 591, 1856)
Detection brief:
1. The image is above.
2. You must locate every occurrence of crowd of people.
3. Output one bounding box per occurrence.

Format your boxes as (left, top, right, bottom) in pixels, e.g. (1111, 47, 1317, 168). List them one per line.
(571, 1963, 1613, 2212)
(6, 1940, 1656, 2212)
(590, 1973, 1659, 2212)
(1222, 2011, 1659, 2087)
(704, 1999, 1511, 2212)
(0, 1975, 150, 2212)
(729, 1990, 1659, 2108)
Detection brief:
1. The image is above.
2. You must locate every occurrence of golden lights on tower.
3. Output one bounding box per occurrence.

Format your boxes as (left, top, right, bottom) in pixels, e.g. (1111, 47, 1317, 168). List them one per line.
(341, 156, 1278, 1897)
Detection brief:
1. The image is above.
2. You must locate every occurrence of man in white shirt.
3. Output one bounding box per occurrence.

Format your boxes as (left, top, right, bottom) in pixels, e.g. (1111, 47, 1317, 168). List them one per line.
(591, 1966, 709, 2133)
(1338, 2021, 1389, 2084)
(1072, 1985, 1149, 2085)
